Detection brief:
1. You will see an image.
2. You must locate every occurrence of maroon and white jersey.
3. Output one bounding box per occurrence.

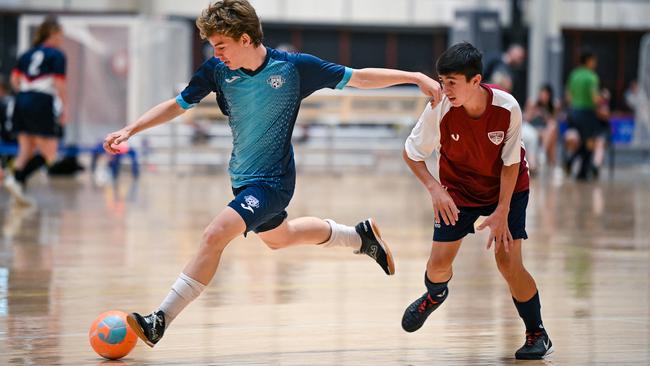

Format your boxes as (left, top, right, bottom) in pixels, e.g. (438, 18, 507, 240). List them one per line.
(405, 84, 529, 207)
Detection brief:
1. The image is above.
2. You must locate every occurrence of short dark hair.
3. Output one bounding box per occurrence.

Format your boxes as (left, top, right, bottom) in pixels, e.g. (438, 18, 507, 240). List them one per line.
(436, 42, 483, 81)
(579, 49, 596, 65)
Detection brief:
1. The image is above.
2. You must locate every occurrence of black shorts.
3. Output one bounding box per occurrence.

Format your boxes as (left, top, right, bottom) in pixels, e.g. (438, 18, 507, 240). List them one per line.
(433, 190, 529, 242)
(594, 118, 610, 139)
(228, 182, 294, 234)
(13, 92, 61, 137)
(568, 109, 599, 140)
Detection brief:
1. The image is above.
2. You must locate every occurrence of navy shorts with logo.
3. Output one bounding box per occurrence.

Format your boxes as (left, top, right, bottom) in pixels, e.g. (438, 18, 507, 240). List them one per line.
(228, 182, 294, 234)
(433, 190, 529, 242)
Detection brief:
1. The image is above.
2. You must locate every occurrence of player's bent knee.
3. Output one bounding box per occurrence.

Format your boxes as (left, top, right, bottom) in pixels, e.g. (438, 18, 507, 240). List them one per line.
(496, 266, 515, 282)
(428, 255, 454, 271)
(264, 241, 283, 250)
(201, 226, 231, 251)
(426, 259, 453, 279)
(261, 237, 287, 250)
(496, 260, 525, 281)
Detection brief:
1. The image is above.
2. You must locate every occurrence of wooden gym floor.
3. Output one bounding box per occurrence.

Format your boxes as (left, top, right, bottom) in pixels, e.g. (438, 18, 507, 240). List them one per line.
(0, 167, 648, 365)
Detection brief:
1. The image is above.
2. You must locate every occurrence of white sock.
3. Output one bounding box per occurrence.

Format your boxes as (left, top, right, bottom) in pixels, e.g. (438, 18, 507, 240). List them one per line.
(321, 219, 362, 251)
(158, 272, 205, 328)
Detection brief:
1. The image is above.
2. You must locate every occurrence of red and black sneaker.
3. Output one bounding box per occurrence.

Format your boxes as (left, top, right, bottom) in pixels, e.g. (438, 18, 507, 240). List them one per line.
(401, 291, 446, 332)
(515, 331, 554, 360)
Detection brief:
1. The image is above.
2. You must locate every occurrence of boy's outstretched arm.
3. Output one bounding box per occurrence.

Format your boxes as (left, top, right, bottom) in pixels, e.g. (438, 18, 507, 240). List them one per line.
(104, 98, 185, 154)
(348, 68, 442, 106)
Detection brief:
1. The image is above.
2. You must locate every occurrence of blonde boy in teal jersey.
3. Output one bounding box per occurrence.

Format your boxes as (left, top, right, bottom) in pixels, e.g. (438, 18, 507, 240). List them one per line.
(103, 0, 442, 347)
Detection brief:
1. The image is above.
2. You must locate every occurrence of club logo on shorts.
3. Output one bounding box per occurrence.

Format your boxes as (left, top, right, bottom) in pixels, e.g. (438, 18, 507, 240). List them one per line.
(267, 75, 285, 89)
(488, 131, 505, 145)
(241, 195, 260, 214)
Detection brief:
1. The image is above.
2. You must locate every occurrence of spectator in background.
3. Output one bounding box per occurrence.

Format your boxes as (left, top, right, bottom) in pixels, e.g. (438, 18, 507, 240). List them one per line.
(485, 44, 526, 103)
(4, 16, 68, 205)
(625, 78, 650, 144)
(624, 79, 640, 114)
(565, 50, 600, 181)
(524, 84, 559, 169)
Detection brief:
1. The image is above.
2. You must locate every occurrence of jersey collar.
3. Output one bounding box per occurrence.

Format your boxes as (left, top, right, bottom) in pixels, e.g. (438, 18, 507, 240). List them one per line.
(240, 47, 271, 77)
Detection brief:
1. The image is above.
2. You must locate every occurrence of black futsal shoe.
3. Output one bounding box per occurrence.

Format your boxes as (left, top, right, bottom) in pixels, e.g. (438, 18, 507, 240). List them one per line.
(401, 291, 445, 332)
(127, 310, 166, 347)
(515, 331, 554, 360)
(354, 218, 395, 275)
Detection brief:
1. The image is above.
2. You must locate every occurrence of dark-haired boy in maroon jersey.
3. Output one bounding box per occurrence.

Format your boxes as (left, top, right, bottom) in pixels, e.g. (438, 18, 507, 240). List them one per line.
(401, 42, 553, 360)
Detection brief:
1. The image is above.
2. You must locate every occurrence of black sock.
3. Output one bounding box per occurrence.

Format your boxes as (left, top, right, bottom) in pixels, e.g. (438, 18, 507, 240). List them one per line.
(513, 291, 545, 333)
(424, 272, 450, 303)
(15, 155, 46, 184)
(13, 168, 26, 184)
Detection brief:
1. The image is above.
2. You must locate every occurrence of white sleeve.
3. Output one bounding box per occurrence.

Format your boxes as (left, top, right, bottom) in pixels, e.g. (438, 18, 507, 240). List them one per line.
(501, 103, 523, 166)
(404, 103, 441, 161)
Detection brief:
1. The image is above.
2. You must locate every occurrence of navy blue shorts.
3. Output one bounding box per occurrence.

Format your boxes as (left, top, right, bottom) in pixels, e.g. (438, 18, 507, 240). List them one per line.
(568, 109, 599, 140)
(13, 92, 62, 137)
(228, 182, 294, 234)
(433, 190, 529, 242)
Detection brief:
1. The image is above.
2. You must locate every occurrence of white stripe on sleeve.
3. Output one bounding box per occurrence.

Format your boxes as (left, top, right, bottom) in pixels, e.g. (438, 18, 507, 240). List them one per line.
(404, 103, 441, 162)
(501, 102, 523, 166)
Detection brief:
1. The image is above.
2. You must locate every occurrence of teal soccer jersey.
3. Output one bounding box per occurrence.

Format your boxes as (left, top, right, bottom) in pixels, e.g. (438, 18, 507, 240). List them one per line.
(176, 47, 352, 189)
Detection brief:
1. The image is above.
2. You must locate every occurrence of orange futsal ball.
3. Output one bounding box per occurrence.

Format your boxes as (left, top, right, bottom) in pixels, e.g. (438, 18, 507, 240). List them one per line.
(89, 310, 138, 360)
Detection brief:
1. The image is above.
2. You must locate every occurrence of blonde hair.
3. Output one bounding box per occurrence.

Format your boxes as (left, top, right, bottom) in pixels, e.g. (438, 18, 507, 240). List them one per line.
(196, 0, 263, 46)
(32, 15, 62, 47)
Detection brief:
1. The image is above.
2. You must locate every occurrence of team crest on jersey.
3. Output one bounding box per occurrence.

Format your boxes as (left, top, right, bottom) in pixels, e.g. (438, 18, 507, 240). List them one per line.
(267, 75, 285, 89)
(488, 131, 505, 145)
(244, 195, 260, 208)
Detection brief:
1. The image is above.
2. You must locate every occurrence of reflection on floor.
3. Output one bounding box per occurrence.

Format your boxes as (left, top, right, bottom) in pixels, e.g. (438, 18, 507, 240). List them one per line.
(0, 167, 648, 365)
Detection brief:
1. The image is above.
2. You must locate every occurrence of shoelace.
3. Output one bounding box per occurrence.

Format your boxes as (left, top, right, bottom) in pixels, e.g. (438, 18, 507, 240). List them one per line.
(417, 294, 438, 313)
(149, 312, 163, 338)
